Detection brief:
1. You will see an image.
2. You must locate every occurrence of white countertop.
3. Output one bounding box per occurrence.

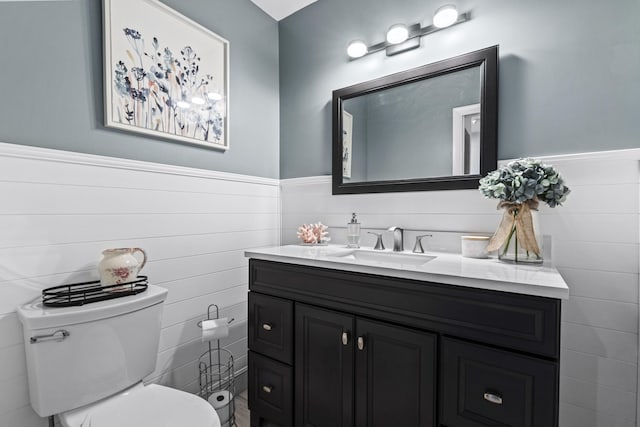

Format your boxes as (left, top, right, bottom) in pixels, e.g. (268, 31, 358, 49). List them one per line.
(245, 245, 569, 300)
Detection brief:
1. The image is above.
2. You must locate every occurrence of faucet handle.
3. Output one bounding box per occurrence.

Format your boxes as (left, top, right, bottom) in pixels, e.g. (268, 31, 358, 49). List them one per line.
(413, 234, 433, 253)
(367, 232, 385, 250)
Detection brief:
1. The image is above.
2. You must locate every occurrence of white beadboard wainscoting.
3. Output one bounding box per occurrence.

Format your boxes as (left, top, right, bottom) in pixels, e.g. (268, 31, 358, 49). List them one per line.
(0, 143, 280, 427)
(1, 141, 639, 427)
(281, 150, 640, 427)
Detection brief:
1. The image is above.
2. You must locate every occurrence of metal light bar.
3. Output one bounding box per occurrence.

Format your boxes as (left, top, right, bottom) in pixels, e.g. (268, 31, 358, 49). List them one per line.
(348, 10, 471, 60)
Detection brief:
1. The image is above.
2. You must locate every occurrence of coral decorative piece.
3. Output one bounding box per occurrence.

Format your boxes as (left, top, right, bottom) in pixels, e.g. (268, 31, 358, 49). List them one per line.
(297, 222, 330, 244)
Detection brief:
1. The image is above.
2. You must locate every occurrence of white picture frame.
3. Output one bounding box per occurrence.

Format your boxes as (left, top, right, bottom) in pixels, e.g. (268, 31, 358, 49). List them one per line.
(103, 0, 230, 150)
(342, 110, 353, 179)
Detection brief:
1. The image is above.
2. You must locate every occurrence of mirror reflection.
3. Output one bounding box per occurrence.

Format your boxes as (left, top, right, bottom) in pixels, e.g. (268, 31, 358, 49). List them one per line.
(341, 66, 481, 183)
(332, 45, 498, 194)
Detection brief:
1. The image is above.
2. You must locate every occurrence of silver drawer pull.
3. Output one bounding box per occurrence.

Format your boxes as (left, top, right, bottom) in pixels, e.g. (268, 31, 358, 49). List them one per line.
(341, 331, 349, 345)
(30, 329, 70, 344)
(483, 392, 503, 405)
(357, 336, 365, 351)
(262, 385, 273, 393)
(262, 323, 273, 331)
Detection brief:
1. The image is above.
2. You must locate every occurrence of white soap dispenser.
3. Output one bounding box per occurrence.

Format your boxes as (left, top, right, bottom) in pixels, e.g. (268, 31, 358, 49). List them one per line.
(347, 213, 361, 248)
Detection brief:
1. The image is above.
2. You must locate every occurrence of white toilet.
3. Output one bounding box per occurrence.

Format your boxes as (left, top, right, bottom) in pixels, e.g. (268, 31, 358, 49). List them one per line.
(17, 284, 221, 427)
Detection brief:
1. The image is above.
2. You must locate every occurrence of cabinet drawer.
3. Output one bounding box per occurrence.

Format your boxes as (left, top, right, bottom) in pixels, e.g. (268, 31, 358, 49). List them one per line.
(440, 337, 558, 427)
(249, 351, 293, 427)
(249, 292, 293, 364)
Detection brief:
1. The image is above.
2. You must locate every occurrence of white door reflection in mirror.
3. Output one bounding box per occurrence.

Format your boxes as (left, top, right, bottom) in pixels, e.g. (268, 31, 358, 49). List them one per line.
(452, 103, 480, 176)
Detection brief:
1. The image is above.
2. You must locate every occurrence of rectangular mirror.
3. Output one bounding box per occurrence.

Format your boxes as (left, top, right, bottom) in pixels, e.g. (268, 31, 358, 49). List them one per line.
(332, 46, 498, 194)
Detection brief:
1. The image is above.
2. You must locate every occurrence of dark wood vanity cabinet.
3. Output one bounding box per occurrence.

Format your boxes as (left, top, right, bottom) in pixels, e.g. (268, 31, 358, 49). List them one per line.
(248, 259, 560, 427)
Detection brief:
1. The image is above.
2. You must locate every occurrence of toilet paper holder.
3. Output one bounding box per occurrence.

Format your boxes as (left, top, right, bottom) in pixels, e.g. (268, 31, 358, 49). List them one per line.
(197, 304, 237, 427)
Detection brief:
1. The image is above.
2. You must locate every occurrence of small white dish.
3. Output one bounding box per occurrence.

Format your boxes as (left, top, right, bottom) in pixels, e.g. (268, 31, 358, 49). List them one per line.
(461, 236, 490, 258)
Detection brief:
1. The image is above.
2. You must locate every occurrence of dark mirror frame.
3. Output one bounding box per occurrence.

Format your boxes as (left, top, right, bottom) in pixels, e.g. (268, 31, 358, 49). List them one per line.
(332, 45, 498, 195)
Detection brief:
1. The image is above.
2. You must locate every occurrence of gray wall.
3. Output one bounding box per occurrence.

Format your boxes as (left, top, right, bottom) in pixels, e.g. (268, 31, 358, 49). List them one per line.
(0, 0, 279, 178)
(363, 67, 480, 181)
(279, 0, 640, 178)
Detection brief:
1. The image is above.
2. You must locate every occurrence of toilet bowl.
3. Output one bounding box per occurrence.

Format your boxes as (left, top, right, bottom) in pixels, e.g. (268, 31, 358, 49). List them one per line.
(17, 284, 222, 426)
(60, 383, 220, 427)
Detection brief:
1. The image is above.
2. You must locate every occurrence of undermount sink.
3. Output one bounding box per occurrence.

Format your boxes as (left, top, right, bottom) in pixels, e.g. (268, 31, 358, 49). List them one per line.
(328, 249, 436, 267)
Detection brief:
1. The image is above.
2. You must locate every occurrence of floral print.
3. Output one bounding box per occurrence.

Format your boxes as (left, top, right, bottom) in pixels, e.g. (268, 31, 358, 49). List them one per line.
(112, 27, 225, 144)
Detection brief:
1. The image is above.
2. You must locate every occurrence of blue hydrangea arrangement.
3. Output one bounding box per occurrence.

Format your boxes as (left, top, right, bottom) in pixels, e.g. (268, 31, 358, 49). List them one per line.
(479, 158, 570, 207)
(480, 158, 570, 263)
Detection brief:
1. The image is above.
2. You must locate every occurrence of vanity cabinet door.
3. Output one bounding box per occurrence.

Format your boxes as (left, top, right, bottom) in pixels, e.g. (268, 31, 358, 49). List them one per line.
(440, 337, 558, 427)
(355, 318, 437, 427)
(295, 303, 354, 427)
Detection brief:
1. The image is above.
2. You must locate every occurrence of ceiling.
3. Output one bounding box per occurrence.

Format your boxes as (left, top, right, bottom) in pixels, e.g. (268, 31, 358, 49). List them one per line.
(0, 0, 314, 20)
(250, 0, 318, 21)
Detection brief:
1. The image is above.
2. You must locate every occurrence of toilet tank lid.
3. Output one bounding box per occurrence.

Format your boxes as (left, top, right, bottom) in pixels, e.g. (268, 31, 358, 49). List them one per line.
(17, 284, 168, 330)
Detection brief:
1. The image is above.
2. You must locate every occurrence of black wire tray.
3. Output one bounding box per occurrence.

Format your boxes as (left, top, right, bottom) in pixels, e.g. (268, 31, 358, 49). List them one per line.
(42, 276, 148, 307)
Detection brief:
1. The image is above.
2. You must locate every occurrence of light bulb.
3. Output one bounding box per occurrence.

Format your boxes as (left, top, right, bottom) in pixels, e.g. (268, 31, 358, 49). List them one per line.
(177, 101, 191, 109)
(386, 24, 409, 44)
(207, 92, 222, 101)
(347, 40, 368, 58)
(433, 4, 458, 28)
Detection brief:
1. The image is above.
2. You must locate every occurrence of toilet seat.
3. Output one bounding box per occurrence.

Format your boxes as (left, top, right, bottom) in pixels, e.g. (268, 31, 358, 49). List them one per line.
(60, 383, 221, 427)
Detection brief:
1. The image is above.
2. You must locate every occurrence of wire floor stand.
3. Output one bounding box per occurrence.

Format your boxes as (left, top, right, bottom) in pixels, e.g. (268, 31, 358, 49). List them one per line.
(198, 304, 236, 427)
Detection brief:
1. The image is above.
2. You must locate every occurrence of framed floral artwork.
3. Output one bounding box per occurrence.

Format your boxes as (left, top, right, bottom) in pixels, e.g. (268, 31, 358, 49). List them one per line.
(103, 0, 230, 150)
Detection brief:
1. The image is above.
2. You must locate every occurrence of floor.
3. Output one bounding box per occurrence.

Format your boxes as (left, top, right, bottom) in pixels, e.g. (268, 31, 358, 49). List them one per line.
(234, 390, 250, 427)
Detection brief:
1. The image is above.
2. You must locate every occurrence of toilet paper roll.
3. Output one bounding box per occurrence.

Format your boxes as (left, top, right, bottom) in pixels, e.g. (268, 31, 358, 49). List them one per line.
(201, 318, 230, 342)
(208, 390, 233, 424)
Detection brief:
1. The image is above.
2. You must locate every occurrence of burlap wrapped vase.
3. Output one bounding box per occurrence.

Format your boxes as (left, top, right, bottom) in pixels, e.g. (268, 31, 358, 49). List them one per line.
(487, 198, 543, 264)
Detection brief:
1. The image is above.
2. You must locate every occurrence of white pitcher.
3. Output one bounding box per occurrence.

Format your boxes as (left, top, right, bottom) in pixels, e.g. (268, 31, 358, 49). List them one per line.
(98, 248, 147, 286)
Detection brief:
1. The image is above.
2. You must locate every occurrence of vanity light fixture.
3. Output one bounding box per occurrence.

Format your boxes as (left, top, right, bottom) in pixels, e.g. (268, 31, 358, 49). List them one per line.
(433, 4, 459, 28)
(346, 4, 470, 59)
(346, 40, 368, 58)
(386, 24, 409, 44)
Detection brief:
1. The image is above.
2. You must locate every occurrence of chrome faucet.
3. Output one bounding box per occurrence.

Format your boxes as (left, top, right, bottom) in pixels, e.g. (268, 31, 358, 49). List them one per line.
(387, 226, 404, 252)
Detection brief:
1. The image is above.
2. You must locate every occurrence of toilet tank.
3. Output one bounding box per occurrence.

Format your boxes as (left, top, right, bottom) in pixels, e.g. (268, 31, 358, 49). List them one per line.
(17, 284, 168, 417)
